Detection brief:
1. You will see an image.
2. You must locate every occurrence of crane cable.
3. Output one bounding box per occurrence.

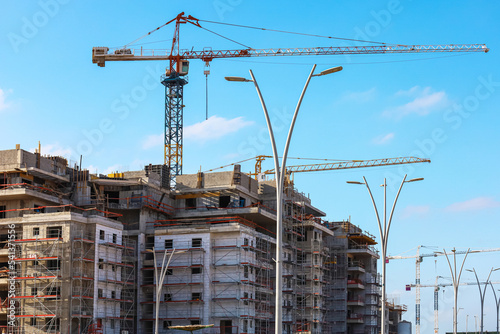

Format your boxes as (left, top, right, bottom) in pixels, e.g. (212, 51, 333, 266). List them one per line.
(197, 18, 394, 46)
(122, 15, 396, 51)
(199, 26, 252, 49)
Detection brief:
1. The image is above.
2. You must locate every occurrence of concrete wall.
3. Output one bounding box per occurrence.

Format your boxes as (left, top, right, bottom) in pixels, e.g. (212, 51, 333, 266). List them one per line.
(0, 148, 67, 175)
(0, 149, 20, 171)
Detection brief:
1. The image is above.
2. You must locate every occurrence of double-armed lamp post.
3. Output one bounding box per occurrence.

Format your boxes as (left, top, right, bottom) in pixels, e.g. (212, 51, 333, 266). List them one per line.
(347, 175, 423, 334)
(226, 64, 342, 334)
(466, 267, 500, 334)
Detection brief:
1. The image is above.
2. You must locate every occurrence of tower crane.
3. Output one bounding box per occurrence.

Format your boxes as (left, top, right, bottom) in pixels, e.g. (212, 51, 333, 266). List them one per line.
(91, 12, 488, 188)
(204, 155, 430, 180)
(406, 276, 500, 334)
(388, 247, 500, 334)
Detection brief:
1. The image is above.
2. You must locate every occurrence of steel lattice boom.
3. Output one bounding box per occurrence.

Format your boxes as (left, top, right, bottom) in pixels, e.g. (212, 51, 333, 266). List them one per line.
(92, 44, 488, 66)
(264, 156, 430, 175)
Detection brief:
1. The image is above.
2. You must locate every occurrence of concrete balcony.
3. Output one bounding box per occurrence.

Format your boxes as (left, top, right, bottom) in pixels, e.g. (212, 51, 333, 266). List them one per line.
(347, 299, 365, 307)
(347, 262, 366, 273)
(0, 183, 70, 205)
(347, 245, 379, 258)
(347, 314, 364, 324)
(347, 279, 365, 290)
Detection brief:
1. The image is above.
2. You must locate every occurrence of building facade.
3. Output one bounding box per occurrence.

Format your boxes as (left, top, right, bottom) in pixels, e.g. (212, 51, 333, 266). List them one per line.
(0, 146, 406, 333)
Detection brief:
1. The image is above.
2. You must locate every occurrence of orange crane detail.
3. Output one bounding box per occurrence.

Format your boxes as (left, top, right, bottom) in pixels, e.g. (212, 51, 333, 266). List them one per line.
(91, 12, 488, 189)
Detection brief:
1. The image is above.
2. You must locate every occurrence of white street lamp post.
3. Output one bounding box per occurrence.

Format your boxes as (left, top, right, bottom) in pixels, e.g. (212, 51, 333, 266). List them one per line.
(226, 64, 342, 334)
(466, 267, 500, 334)
(346, 174, 423, 334)
(443, 248, 470, 334)
(490, 284, 500, 334)
(150, 247, 177, 334)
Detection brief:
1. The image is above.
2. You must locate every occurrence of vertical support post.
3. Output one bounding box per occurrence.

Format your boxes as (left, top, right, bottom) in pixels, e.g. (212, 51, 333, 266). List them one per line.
(443, 248, 470, 334)
(357, 175, 408, 334)
(249, 64, 317, 334)
(489, 282, 499, 334)
(469, 267, 496, 334)
(153, 247, 176, 334)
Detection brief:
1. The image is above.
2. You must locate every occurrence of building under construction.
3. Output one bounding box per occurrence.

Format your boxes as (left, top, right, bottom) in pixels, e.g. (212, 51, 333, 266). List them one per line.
(0, 146, 406, 333)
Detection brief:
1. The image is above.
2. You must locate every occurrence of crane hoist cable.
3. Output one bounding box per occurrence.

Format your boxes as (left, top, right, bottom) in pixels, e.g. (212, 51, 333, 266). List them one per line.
(197, 18, 393, 45)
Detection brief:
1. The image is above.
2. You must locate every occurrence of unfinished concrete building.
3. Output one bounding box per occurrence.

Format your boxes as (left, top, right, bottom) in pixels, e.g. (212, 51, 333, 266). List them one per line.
(0, 145, 407, 334)
(326, 220, 381, 334)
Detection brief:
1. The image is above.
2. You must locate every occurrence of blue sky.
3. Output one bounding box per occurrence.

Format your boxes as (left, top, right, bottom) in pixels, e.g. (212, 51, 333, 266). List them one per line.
(1, 1, 500, 330)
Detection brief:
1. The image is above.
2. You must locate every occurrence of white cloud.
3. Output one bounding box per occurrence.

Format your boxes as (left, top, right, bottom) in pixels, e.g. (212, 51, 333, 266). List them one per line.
(142, 134, 163, 150)
(395, 86, 421, 97)
(383, 86, 449, 119)
(0, 88, 13, 112)
(86, 165, 100, 174)
(400, 205, 430, 219)
(185, 116, 254, 142)
(342, 88, 376, 102)
(445, 197, 500, 212)
(30, 143, 73, 158)
(102, 164, 124, 175)
(372, 132, 395, 145)
(141, 116, 254, 149)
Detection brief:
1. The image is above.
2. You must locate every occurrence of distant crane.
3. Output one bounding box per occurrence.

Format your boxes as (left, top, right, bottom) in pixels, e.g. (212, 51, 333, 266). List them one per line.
(406, 276, 500, 334)
(205, 155, 430, 180)
(92, 12, 488, 189)
(388, 247, 500, 334)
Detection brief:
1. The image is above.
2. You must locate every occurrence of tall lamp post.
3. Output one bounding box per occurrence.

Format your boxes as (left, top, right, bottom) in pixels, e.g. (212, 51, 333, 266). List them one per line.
(346, 174, 423, 334)
(147, 247, 179, 334)
(226, 64, 342, 334)
(490, 284, 500, 334)
(466, 267, 500, 334)
(441, 248, 470, 334)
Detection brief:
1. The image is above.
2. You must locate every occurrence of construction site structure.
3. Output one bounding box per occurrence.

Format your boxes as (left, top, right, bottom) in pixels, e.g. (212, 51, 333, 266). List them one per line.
(388, 246, 500, 334)
(324, 220, 379, 333)
(0, 145, 413, 333)
(406, 277, 500, 334)
(92, 12, 488, 189)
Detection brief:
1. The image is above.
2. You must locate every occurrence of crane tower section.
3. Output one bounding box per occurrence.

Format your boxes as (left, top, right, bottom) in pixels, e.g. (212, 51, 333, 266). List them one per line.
(162, 73, 187, 186)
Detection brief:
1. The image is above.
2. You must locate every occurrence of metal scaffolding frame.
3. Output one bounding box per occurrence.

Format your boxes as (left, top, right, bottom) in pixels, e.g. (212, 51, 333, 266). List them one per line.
(12, 229, 64, 333)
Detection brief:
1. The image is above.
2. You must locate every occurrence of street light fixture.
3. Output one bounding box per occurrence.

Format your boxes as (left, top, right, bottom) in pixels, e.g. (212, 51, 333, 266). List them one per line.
(224, 76, 252, 82)
(226, 64, 342, 334)
(312, 66, 343, 77)
(346, 174, 423, 334)
(466, 267, 500, 334)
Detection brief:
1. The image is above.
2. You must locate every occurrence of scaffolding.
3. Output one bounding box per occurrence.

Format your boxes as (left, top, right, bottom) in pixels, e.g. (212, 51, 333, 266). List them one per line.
(141, 239, 206, 331)
(298, 217, 331, 334)
(211, 234, 273, 334)
(12, 228, 64, 333)
(324, 220, 381, 334)
(95, 231, 136, 333)
(72, 228, 96, 333)
(282, 184, 307, 334)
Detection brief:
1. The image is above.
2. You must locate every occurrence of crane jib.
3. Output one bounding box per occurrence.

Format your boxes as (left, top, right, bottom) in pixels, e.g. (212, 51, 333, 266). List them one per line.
(92, 44, 488, 66)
